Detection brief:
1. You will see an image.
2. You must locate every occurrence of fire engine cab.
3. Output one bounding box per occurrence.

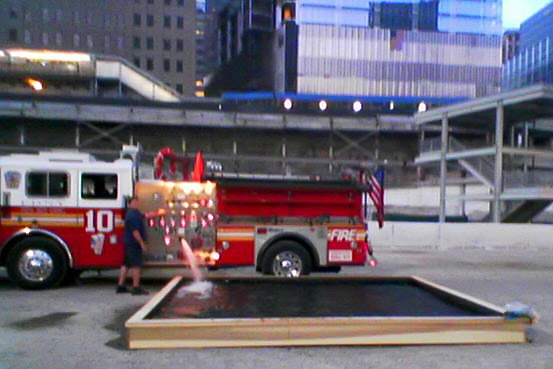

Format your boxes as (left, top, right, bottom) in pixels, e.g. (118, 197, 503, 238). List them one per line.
(0, 147, 376, 289)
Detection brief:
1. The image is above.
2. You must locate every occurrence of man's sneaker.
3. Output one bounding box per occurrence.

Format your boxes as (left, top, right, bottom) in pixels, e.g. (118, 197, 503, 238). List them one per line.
(116, 285, 129, 294)
(131, 286, 149, 295)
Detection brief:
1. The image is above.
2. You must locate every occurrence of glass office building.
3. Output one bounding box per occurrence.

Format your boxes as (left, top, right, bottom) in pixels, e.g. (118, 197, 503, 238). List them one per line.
(294, 0, 502, 35)
(502, 2, 553, 90)
(438, 0, 502, 35)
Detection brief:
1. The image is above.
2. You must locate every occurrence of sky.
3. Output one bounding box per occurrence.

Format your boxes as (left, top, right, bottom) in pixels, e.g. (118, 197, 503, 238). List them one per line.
(503, 0, 552, 29)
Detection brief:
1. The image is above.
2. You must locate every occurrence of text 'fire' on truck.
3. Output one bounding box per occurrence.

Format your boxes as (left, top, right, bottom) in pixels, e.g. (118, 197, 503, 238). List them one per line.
(0, 146, 378, 289)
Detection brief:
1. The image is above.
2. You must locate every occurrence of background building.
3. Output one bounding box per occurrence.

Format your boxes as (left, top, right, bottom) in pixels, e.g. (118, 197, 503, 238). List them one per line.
(438, 0, 502, 35)
(502, 2, 553, 90)
(502, 30, 520, 64)
(1, 0, 197, 96)
(207, 0, 503, 99)
(288, 25, 501, 98)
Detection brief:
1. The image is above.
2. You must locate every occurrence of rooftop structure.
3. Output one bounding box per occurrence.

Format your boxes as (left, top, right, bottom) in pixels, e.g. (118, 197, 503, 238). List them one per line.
(1, 0, 197, 96)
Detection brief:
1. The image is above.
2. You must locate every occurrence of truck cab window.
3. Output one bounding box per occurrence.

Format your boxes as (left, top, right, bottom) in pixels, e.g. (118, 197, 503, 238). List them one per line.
(26, 171, 69, 197)
(81, 173, 118, 199)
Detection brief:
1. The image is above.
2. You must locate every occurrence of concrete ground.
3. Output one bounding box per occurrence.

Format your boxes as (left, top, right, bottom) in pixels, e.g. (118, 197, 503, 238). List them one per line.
(0, 248, 551, 369)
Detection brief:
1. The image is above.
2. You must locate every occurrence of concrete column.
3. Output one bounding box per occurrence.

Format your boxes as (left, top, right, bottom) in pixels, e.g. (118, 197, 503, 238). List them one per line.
(493, 101, 504, 223)
(75, 123, 80, 147)
(439, 114, 448, 223)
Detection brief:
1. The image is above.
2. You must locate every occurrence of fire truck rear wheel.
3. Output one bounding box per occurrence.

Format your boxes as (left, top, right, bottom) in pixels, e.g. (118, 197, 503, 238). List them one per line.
(6, 237, 69, 290)
(262, 241, 312, 277)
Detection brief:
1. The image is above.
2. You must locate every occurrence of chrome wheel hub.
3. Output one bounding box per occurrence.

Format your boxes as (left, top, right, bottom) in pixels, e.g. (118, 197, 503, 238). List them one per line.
(272, 251, 302, 277)
(18, 249, 54, 282)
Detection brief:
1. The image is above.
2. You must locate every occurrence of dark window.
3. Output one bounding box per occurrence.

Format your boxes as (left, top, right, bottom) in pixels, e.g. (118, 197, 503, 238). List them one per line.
(133, 36, 141, 49)
(164, 15, 171, 28)
(164, 59, 170, 72)
(81, 174, 118, 200)
(133, 13, 141, 26)
(165, 0, 171, 4)
(177, 0, 184, 5)
(176, 84, 183, 92)
(176, 39, 183, 51)
(8, 29, 18, 42)
(146, 58, 153, 70)
(133, 57, 140, 67)
(163, 39, 171, 50)
(10, 7, 18, 19)
(147, 14, 154, 26)
(27, 172, 68, 198)
(146, 37, 154, 49)
(176, 60, 183, 72)
(148, 0, 154, 3)
(177, 16, 184, 29)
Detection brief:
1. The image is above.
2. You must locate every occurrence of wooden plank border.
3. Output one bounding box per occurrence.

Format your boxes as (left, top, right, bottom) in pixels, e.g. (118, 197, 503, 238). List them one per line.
(125, 275, 532, 349)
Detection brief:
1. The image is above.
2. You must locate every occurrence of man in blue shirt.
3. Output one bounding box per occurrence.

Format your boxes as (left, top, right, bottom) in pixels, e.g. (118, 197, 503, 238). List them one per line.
(116, 196, 149, 295)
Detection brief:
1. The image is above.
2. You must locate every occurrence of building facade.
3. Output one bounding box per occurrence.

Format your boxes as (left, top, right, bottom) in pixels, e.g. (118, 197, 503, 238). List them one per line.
(291, 25, 501, 98)
(0, 0, 197, 96)
(292, 0, 502, 35)
(502, 2, 553, 90)
(437, 0, 502, 36)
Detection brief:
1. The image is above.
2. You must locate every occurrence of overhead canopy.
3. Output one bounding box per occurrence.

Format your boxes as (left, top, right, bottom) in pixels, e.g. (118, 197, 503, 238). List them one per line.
(415, 84, 553, 129)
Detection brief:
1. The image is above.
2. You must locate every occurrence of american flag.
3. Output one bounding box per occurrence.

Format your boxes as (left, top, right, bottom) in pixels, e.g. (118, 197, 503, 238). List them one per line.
(368, 167, 385, 228)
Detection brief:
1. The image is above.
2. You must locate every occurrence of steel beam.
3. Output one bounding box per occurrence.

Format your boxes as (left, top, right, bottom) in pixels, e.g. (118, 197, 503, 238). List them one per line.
(493, 102, 504, 223)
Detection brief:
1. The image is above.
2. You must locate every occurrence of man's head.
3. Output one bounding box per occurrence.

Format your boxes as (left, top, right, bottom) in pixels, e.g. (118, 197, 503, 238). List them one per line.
(129, 196, 139, 208)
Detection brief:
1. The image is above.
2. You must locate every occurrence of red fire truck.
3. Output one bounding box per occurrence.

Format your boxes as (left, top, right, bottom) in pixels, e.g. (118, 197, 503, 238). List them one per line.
(0, 147, 376, 289)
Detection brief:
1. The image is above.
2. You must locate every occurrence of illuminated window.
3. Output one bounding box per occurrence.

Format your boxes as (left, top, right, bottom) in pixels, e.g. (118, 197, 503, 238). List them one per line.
(195, 90, 205, 97)
(195, 80, 203, 87)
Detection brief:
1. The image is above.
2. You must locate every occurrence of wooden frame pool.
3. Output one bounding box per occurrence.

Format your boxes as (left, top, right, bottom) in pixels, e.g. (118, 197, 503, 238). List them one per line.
(126, 275, 533, 348)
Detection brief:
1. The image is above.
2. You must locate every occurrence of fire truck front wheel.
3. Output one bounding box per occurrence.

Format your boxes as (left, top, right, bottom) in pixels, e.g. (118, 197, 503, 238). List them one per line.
(6, 237, 69, 290)
(262, 241, 312, 277)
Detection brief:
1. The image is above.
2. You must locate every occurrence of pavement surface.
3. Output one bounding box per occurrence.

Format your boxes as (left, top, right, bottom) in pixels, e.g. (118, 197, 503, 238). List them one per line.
(1, 248, 552, 369)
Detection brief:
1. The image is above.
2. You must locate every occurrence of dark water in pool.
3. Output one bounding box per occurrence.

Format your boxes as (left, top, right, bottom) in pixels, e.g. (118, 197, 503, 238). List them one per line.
(149, 279, 500, 319)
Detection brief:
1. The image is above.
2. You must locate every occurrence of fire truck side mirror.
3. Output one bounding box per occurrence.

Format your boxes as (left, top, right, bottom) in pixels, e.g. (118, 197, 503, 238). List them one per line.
(2, 192, 10, 206)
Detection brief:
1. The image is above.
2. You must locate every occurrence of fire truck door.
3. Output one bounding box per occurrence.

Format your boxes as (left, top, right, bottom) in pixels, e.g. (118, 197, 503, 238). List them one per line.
(76, 171, 125, 267)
